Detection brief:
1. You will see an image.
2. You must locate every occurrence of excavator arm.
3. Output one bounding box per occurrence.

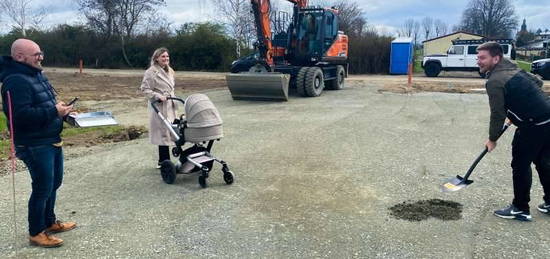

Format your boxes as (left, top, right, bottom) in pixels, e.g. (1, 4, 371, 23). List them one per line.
(251, 0, 308, 67)
(225, 0, 310, 101)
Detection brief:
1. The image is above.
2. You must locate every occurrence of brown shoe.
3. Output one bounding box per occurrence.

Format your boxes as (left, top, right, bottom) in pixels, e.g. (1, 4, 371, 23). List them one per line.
(29, 232, 63, 248)
(45, 220, 77, 234)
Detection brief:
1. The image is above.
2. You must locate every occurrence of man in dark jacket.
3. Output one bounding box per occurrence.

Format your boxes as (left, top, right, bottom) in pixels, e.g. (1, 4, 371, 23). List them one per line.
(477, 42, 550, 221)
(1, 39, 77, 247)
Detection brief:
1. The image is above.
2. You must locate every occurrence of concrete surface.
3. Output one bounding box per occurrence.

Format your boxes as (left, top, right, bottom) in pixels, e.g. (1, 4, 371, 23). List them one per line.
(2, 80, 550, 258)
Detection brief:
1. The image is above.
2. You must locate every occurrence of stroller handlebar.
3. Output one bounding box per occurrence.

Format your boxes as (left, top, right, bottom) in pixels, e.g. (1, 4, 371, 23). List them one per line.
(151, 96, 185, 113)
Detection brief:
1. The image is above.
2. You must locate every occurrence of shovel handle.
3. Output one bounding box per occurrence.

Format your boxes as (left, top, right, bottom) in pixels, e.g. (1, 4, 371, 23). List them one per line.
(462, 122, 511, 181)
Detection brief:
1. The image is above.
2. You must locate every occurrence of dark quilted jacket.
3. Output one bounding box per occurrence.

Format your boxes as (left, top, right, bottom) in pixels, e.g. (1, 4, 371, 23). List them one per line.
(485, 58, 550, 141)
(0, 56, 62, 146)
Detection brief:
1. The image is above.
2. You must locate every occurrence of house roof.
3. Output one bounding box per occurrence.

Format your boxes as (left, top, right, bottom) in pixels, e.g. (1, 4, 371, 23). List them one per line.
(422, 31, 485, 43)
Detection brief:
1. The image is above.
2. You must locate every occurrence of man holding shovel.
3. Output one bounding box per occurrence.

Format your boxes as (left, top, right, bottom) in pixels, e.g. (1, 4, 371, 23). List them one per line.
(477, 42, 550, 221)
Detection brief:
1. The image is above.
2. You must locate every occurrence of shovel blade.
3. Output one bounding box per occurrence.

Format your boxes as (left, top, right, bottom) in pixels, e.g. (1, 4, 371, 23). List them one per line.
(441, 175, 474, 192)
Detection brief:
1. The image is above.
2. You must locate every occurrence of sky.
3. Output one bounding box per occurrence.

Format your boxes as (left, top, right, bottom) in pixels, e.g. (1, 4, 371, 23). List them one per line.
(4, 0, 550, 39)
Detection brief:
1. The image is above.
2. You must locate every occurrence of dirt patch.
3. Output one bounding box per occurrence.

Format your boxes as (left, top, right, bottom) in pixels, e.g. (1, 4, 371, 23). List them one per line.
(389, 199, 463, 221)
(378, 81, 486, 95)
(63, 126, 147, 147)
(46, 71, 226, 103)
(373, 75, 549, 95)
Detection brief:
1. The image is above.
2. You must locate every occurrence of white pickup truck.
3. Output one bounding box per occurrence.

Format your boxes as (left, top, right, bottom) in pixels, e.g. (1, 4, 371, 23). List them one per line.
(422, 39, 515, 77)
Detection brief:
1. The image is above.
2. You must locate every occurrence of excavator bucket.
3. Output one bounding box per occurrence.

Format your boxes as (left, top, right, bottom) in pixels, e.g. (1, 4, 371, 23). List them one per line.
(226, 72, 290, 101)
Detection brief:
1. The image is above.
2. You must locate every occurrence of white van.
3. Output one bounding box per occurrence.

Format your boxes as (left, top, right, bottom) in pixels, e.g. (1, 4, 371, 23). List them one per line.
(422, 39, 515, 77)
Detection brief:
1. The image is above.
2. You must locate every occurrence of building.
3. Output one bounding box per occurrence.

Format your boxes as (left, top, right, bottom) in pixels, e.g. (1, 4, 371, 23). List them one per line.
(517, 39, 549, 59)
(422, 31, 484, 56)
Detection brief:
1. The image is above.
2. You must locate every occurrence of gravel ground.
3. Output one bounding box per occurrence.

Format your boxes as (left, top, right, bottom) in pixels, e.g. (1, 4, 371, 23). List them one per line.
(1, 79, 550, 258)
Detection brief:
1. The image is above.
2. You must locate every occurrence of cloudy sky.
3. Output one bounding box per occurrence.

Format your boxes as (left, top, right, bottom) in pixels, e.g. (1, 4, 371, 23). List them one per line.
(9, 0, 550, 39)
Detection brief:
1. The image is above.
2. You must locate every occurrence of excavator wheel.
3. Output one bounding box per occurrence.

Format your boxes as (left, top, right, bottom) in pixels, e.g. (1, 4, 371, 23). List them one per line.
(326, 65, 345, 90)
(295, 67, 309, 97)
(304, 67, 325, 97)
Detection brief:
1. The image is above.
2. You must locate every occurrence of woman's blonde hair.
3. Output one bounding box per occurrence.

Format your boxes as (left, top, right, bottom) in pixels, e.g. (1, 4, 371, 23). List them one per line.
(150, 47, 171, 69)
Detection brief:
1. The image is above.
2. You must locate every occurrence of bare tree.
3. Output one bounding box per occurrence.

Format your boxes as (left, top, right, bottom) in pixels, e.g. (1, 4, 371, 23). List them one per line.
(78, 0, 165, 37)
(330, 0, 367, 37)
(0, 0, 48, 36)
(412, 20, 420, 46)
(421, 17, 433, 41)
(399, 18, 415, 37)
(458, 0, 518, 38)
(451, 24, 461, 33)
(77, 0, 166, 67)
(210, 0, 255, 57)
(434, 19, 447, 36)
(141, 12, 172, 36)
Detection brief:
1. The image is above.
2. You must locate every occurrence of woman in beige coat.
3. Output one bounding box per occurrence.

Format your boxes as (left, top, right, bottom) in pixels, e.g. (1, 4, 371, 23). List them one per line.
(140, 47, 178, 168)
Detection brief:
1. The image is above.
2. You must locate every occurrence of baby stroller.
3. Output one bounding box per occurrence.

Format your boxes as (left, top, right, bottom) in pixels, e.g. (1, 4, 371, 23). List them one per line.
(151, 93, 235, 188)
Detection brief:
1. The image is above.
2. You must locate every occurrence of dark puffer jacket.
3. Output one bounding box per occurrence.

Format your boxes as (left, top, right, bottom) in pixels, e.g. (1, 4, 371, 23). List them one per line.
(0, 56, 62, 146)
(485, 58, 550, 141)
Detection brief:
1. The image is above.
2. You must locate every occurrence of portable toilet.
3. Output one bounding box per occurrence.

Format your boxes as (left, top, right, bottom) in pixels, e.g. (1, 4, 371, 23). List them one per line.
(390, 37, 413, 74)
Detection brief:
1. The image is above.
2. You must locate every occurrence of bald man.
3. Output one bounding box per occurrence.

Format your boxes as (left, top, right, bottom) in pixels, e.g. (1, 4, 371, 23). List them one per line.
(1, 39, 76, 247)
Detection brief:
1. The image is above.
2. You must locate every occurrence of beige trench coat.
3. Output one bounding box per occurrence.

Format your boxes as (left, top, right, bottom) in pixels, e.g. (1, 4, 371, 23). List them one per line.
(140, 65, 178, 146)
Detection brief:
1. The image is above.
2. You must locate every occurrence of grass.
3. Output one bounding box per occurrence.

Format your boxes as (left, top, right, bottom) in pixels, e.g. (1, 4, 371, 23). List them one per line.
(61, 124, 125, 138)
(413, 60, 424, 73)
(516, 60, 531, 72)
(0, 113, 6, 133)
(0, 113, 9, 160)
(0, 117, 130, 160)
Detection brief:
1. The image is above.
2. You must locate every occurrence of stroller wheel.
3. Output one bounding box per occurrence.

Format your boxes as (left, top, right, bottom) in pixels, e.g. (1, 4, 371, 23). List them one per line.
(160, 160, 176, 184)
(223, 171, 235, 185)
(198, 174, 208, 188)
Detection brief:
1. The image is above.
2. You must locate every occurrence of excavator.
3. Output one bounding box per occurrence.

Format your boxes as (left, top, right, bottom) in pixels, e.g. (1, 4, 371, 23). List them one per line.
(226, 0, 348, 101)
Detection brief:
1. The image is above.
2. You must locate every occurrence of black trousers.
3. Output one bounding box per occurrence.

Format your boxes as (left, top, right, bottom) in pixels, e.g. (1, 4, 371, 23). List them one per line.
(511, 124, 550, 211)
(158, 145, 170, 163)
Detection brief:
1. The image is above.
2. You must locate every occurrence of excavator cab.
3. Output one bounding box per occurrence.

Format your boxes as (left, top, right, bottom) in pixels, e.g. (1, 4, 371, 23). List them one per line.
(290, 9, 339, 65)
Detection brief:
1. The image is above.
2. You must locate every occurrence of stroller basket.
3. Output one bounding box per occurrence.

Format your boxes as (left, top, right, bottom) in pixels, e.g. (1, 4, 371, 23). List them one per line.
(151, 94, 234, 188)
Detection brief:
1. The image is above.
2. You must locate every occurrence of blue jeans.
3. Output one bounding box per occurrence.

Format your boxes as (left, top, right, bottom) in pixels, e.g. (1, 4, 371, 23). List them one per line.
(15, 144, 64, 236)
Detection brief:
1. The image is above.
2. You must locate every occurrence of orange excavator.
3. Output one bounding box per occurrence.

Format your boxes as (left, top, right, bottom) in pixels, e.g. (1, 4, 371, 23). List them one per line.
(226, 0, 349, 101)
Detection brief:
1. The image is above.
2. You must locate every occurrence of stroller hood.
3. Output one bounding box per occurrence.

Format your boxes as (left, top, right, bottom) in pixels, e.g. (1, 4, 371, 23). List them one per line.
(185, 94, 223, 128)
(184, 94, 223, 142)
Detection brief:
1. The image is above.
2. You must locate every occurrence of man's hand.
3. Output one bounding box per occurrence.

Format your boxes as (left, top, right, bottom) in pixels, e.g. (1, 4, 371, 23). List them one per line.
(158, 96, 167, 102)
(56, 102, 73, 117)
(505, 118, 513, 126)
(485, 139, 497, 152)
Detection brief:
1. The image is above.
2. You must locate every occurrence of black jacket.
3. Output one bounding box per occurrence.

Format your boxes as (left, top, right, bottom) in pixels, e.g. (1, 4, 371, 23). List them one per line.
(485, 58, 550, 141)
(0, 56, 62, 146)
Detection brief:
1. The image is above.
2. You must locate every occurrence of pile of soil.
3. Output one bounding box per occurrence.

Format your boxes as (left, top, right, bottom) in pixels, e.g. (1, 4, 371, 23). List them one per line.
(100, 126, 145, 142)
(64, 126, 147, 147)
(389, 199, 463, 221)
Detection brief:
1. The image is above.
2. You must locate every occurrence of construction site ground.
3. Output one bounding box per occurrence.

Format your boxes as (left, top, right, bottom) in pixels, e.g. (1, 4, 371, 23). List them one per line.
(1, 68, 549, 258)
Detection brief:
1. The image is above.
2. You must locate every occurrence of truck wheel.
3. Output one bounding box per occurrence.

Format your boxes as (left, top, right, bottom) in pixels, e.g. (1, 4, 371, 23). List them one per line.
(424, 62, 441, 77)
(295, 67, 309, 96)
(326, 65, 345, 90)
(304, 67, 325, 97)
